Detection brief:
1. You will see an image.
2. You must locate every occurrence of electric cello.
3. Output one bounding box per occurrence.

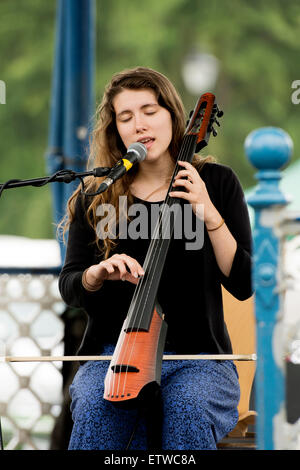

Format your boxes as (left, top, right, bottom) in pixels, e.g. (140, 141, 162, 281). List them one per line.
(104, 92, 223, 405)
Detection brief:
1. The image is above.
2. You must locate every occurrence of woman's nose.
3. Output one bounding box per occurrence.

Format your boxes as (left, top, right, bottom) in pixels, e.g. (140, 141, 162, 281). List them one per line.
(135, 114, 147, 132)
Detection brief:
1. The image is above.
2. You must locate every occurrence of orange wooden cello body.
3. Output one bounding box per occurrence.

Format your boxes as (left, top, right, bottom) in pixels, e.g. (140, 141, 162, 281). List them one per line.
(104, 93, 223, 405)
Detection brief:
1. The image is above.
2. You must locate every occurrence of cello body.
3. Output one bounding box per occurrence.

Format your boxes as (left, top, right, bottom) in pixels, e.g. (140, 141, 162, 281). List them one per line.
(104, 303, 167, 403)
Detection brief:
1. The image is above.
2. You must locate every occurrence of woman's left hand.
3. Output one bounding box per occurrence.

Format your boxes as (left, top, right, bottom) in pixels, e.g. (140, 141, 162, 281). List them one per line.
(169, 161, 237, 276)
(169, 161, 216, 222)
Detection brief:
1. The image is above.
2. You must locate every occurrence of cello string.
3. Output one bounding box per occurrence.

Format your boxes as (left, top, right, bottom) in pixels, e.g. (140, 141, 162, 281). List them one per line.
(107, 327, 125, 397)
(106, 149, 184, 394)
(112, 134, 198, 398)
(113, 320, 132, 397)
(118, 135, 196, 397)
(126, 134, 193, 318)
(128, 134, 194, 317)
(110, 310, 137, 397)
(111, 136, 192, 398)
(123, 135, 194, 349)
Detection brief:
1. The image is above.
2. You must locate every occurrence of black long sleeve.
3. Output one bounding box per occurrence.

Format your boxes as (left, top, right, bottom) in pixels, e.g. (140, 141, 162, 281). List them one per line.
(59, 162, 253, 356)
(58, 195, 105, 310)
(206, 164, 253, 300)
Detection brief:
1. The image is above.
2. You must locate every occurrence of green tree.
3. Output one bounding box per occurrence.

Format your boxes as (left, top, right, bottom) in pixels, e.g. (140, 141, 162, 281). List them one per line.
(0, 0, 299, 239)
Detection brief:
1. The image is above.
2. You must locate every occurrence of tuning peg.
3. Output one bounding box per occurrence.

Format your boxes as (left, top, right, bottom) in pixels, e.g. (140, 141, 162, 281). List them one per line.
(217, 110, 224, 118)
(186, 110, 194, 127)
(212, 127, 218, 137)
(215, 119, 221, 127)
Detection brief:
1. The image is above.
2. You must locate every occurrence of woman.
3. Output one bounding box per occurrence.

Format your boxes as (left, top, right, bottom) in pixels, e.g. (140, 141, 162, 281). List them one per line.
(59, 66, 253, 450)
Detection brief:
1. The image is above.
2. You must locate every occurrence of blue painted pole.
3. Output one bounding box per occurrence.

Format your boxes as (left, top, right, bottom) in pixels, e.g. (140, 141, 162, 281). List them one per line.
(246, 127, 293, 449)
(46, 0, 65, 245)
(46, 0, 95, 265)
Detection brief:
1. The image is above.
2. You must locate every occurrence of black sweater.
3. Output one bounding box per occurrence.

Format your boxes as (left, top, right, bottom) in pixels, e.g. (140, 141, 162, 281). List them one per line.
(59, 163, 253, 356)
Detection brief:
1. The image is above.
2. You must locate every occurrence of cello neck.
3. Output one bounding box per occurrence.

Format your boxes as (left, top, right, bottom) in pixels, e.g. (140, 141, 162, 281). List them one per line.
(125, 133, 198, 332)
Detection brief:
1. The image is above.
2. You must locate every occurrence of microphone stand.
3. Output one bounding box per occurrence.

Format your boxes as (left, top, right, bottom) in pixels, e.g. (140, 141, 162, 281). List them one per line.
(0, 166, 111, 198)
(0, 165, 110, 449)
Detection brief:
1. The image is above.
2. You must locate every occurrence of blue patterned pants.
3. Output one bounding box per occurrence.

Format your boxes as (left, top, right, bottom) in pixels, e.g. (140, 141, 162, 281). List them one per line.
(68, 346, 240, 450)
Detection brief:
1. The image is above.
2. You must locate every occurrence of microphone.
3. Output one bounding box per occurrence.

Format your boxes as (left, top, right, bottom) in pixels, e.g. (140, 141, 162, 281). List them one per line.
(96, 142, 147, 194)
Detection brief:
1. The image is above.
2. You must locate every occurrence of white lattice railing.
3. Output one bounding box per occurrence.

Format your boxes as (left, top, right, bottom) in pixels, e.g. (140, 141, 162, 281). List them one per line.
(0, 273, 65, 450)
(283, 234, 300, 364)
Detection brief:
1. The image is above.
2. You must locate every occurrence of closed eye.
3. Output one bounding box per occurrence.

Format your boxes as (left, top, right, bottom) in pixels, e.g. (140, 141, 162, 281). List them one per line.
(118, 111, 156, 123)
(119, 116, 132, 123)
(116, 104, 159, 123)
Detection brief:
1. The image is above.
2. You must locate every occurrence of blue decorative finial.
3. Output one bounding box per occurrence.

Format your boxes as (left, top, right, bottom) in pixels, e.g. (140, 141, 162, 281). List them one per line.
(246, 127, 293, 208)
(245, 127, 293, 171)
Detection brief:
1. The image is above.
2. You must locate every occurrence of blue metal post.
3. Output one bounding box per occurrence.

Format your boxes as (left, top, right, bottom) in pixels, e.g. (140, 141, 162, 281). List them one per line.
(246, 127, 293, 449)
(46, 0, 95, 264)
(46, 0, 65, 245)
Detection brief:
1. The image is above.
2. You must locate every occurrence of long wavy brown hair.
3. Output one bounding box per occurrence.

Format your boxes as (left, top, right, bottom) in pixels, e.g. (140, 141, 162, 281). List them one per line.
(60, 66, 213, 258)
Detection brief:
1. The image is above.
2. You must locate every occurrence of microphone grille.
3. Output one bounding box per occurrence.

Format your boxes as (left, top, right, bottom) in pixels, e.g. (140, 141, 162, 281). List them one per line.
(128, 142, 147, 162)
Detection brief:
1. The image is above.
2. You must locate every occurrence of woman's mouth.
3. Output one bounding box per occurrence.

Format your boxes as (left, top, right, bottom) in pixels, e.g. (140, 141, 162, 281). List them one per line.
(138, 137, 155, 149)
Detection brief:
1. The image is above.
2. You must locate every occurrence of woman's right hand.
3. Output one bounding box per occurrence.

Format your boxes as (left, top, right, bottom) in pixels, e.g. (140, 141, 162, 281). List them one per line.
(83, 253, 145, 291)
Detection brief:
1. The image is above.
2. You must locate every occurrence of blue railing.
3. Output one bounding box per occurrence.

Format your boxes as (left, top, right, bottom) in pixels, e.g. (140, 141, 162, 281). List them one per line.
(246, 127, 300, 449)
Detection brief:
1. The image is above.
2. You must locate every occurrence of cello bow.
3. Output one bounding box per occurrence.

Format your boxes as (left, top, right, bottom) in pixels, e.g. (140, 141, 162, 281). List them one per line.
(104, 93, 223, 405)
